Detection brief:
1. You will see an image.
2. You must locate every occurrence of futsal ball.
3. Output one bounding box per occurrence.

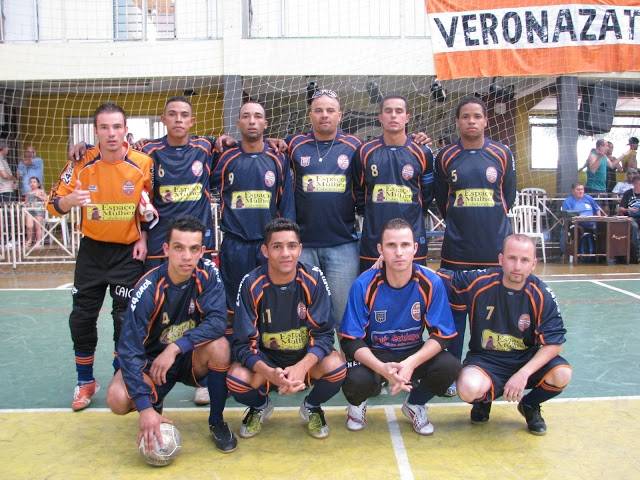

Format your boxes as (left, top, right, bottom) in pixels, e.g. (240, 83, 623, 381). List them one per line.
(138, 423, 182, 467)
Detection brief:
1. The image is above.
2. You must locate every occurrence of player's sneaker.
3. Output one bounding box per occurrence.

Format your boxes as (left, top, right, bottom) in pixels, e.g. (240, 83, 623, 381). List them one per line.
(470, 402, 491, 424)
(239, 398, 274, 438)
(444, 382, 457, 397)
(346, 401, 368, 431)
(401, 400, 434, 436)
(71, 380, 100, 411)
(299, 402, 330, 439)
(517, 401, 547, 436)
(209, 422, 238, 453)
(193, 387, 210, 405)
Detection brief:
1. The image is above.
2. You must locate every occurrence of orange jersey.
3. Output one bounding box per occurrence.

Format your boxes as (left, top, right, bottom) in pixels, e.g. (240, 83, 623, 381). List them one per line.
(48, 145, 154, 245)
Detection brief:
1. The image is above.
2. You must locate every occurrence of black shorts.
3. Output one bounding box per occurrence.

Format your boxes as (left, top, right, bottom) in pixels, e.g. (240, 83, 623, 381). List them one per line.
(464, 350, 570, 401)
(148, 352, 205, 406)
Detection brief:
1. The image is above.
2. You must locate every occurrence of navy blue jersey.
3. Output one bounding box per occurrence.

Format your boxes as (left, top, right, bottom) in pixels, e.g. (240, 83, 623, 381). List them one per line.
(287, 132, 361, 247)
(438, 268, 566, 357)
(434, 139, 516, 269)
(212, 143, 295, 241)
(118, 259, 227, 411)
(142, 136, 216, 259)
(232, 262, 335, 369)
(339, 264, 456, 356)
(354, 136, 434, 262)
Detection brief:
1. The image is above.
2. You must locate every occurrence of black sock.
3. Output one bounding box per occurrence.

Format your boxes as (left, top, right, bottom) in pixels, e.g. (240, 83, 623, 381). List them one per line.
(522, 382, 563, 407)
(207, 369, 228, 426)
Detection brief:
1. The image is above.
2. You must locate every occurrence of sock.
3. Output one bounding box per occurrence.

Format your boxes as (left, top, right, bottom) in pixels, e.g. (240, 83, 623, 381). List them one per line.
(226, 374, 266, 408)
(408, 386, 433, 405)
(207, 368, 228, 426)
(75, 350, 95, 384)
(522, 382, 563, 407)
(306, 365, 346, 407)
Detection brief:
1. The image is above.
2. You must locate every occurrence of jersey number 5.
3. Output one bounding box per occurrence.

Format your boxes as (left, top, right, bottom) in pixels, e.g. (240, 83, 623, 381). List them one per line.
(451, 169, 458, 182)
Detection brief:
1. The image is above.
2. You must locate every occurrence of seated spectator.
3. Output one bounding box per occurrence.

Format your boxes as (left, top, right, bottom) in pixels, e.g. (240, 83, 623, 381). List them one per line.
(618, 174, 640, 263)
(17, 145, 44, 198)
(23, 176, 46, 248)
(612, 168, 637, 197)
(561, 183, 604, 259)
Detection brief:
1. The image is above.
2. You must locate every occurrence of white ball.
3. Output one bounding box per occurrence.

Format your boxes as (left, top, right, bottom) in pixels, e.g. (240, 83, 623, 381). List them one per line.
(138, 423, 182, 467)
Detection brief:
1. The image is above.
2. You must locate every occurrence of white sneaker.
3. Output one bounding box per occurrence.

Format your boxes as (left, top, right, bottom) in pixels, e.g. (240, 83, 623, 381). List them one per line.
(444, 382, 457, 397)
(401, 400, 434, 436)
(193, 387, 210, 405)
(346, 401, 367, 431)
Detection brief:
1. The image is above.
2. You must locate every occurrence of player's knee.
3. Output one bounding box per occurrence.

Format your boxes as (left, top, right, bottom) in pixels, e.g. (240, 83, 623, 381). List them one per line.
(546, 365, 572, 388)
(457, 368, 488, 403)
(106, 378, 131, 415)
(342, 367, 376, 403)
(319, 351, 345, 373)
(204, 336, 231, 369)
(227, 362, 252, 383)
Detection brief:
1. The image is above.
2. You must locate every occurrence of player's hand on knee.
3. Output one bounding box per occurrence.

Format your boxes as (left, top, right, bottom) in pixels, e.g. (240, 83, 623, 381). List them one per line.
(503, 371, 528, 402)
(138, 408, 172, 449)
(149, 344, 179, 385)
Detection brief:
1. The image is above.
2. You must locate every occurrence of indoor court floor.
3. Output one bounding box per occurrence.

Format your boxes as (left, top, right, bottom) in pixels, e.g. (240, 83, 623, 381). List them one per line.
(1, 263, 639, 479)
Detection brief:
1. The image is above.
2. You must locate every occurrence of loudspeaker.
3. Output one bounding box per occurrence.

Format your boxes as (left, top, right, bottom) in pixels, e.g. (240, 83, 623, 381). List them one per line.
(578, 84, 617, 135)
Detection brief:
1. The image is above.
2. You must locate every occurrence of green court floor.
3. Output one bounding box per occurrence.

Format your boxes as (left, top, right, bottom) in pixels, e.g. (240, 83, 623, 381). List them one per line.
(1, 279, 639, 480)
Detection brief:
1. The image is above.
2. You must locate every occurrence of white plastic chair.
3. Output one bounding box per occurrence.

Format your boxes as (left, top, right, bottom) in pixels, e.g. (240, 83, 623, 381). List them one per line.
(510, 205, 546, 263)
(43, 209, 69, 248)
(520, 188, 549, 230)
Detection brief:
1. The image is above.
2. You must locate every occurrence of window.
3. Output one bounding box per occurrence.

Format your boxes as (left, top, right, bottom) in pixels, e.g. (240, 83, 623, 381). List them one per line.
(69, 116, 166, 145)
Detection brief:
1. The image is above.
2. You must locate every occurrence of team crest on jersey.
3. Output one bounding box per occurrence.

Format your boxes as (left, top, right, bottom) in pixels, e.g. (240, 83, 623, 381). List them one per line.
(61, 164, 74, 185)
(518, 314, 531, 332)
(486, 166, 498, 183)
(297, 302, 307, 320)
(122, 180, 135, 195)
(337, 154, 350, 170)
(300, 156, 311, 167)
(401, 164, 414, 180)
(192, 160, 203, 177)
(374, 310, 387, 323)
(264, 170, 276, 187)
(411, 302, 421, 321)
(188, 299, 195, 315)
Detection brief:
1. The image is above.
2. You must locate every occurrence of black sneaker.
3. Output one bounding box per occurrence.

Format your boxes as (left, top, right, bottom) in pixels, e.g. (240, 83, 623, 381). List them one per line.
(517, 401, 547, 436)
(210, 422, 238, 453)
(470, 402, 491, 424)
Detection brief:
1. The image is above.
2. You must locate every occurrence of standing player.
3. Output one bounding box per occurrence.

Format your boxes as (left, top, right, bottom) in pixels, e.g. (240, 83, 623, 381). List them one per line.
(354, 95, 434, 271)
(439, 235, 572, 435)
(47, 102, 153, 411)
(434, 97, 516, 394)
(227, 218, 346, 439)
(107, 216, 237, 453)
(339, 218, 460, 435)
(287, 89, 361, 329)
(212, 101, 295, 316)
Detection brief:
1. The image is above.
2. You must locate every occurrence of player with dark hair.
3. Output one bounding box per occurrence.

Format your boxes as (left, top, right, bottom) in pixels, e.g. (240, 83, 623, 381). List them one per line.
(107, 216, 237, 453)
(339, 218, 460, 435)
(434, 96, 516, 395)
(212, 102, 295, 317)
(438, 234, 572, 435)
(47, 102, 154, 411)
(354, 95, 434, 271)
(227, 218, 346, 439)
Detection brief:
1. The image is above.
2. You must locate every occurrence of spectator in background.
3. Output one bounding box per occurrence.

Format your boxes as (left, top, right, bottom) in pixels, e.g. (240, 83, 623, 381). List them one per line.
(619, 137, 638, 172)
(126, 133, 134, 145)
(0, 142, 17, 203)
(17, 145, 44, 196)
(606, 141, 623, 213)
(23, 176, 46, 248)
(582, 139, 612, 195)
(561, 182, 604, 259)
(618, 174, 640, 263)
(612, 168, 637, 197)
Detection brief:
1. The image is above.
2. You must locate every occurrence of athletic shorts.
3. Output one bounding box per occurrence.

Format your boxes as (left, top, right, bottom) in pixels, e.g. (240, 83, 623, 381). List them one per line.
(464, 350, 570, 401)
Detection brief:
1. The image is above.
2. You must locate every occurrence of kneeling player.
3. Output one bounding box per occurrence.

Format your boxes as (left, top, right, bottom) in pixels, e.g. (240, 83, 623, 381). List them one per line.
(227, 218, 346, 439)
(339, 218, 461, 435)
(106, 216, 237, 453)
(440, 234, 572, 435)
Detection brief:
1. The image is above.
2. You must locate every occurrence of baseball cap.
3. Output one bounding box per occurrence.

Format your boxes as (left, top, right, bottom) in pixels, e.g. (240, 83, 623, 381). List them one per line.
(628, 137, 639, 145)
